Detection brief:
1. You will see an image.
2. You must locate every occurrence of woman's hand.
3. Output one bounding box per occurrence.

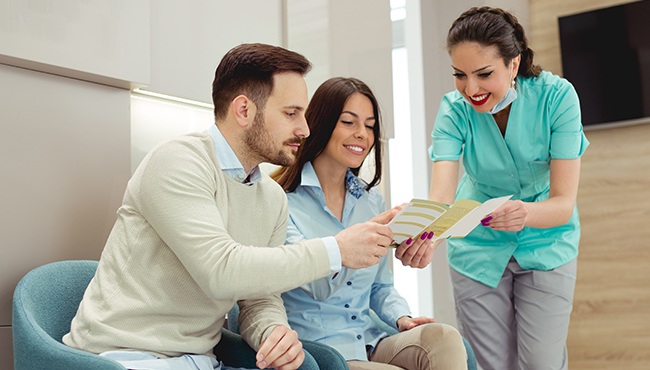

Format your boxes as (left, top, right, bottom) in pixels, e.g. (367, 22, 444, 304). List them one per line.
(394, 231, 439, 268)
(396, 315, 436, 332)
(481, 200, 528, 231)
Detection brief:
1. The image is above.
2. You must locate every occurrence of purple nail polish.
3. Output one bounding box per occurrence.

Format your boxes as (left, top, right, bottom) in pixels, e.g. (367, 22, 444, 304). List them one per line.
(406, 237, 413, 245)
(421, 232, 428, 240)
(481, 215, 493, 223)
(427, 232, 434, 239)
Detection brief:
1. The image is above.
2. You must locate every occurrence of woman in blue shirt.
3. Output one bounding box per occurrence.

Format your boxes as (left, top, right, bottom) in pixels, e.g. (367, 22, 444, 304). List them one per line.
(425, 7, 589, 370)
(273, 77, 468, 370)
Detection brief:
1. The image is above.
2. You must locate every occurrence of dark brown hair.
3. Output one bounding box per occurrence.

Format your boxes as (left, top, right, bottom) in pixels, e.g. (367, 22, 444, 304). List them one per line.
(447, 7, 541, 77)
(211, 43, 312, 121)
(273, 77, 383, 193)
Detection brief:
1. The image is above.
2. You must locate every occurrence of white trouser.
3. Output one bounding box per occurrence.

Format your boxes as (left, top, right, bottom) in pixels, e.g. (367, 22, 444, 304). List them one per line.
(100, 350, 255, 370)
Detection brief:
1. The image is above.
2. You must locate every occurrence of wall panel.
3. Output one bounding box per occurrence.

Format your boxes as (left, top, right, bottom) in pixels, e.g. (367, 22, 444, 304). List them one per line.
(530, 1, 650, 368)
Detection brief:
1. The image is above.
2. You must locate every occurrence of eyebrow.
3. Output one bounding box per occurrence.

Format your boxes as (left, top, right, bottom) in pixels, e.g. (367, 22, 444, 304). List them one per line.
(284, 105, 305, 111)
(341, 111, 376, 120)
(451, 65, 493, 74)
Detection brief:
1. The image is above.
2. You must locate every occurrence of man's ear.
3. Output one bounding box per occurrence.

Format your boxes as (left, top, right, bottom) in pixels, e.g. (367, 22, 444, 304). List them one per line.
(231, 95, 257, 128)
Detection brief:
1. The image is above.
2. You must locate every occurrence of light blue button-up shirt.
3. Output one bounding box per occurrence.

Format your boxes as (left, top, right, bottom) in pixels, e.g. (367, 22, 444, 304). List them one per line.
(282, 162, 410, 361)
(429, 71, 590, 288)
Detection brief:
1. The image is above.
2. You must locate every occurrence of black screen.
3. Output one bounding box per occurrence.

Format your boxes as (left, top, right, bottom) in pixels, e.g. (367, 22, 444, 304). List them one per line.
(559, 0, 650, 125)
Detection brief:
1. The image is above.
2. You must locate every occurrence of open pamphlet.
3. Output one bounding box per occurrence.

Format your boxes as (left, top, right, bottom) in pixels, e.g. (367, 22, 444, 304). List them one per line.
(388, 195, 513, 246)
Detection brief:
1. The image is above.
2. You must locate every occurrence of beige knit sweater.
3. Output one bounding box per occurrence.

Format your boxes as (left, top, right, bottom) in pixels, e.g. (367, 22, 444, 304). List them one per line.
(63, 131, 331, 358)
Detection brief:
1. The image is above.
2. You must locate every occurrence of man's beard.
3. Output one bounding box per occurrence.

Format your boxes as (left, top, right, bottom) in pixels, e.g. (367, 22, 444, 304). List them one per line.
(243, 112, 300, 167)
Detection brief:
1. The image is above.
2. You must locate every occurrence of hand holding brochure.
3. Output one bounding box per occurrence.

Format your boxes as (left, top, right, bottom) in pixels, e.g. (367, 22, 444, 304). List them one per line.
(387, 195, 513, 245)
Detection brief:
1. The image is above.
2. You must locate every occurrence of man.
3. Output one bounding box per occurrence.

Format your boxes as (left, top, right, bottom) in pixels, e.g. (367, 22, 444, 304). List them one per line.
(63, 43, 397, 370)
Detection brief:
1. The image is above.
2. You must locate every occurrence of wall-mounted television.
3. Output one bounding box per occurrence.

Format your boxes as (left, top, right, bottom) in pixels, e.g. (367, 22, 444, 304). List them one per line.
(558, 0, 650, 127)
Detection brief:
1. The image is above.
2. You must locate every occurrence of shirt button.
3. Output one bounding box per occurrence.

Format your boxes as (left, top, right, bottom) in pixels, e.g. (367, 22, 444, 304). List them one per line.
(346, 281, 352, 286)
(357, 335, 362, 340)
(351, 315, 357, 320)
(344, 304, 350, 308)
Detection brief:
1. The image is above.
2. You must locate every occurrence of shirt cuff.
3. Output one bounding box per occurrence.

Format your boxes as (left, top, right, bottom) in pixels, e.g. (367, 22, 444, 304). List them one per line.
(322, 236, 342, 273)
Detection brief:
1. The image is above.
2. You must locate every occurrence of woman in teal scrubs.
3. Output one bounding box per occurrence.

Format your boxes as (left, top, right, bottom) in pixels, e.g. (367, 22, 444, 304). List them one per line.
(425, 7, 589, 370)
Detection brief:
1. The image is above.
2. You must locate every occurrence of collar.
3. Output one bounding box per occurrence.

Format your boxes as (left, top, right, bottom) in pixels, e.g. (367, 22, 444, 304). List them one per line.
(208, 124, 262, 184)
(300, 162, 366, 199)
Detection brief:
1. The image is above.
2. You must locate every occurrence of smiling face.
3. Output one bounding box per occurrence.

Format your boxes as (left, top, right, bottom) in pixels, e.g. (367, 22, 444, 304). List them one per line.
(243, 71, 309, 167)
(318, 92, 376, 171)
(450, 42, 520, 113)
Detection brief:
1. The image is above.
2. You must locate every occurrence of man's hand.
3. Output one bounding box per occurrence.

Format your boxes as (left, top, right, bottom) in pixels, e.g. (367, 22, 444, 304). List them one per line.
(397, 315, 436, 332)
(335, 222, 393, 269)
(394, 231, 438, 268)
(256, 325, 304, 370)
(370, 203, 406, 225)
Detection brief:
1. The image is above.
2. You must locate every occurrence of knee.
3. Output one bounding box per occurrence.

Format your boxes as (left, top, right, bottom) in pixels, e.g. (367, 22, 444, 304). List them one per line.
(418, 324, 467, 368)
(418, 324, 463, 347)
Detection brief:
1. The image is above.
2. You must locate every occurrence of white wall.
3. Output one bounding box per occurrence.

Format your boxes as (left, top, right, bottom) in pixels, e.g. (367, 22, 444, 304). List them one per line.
(0, 0, 150, 88)
(0, 1, 394, 368)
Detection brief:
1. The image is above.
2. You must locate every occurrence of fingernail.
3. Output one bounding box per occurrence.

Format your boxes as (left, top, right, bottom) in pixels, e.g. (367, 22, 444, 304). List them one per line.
(481, 216, 493, 223)
(259, 361, 267, 368)
(427, 232, 434, 239)
(406, 237, 413, 245)
(421, 232, 428, 240)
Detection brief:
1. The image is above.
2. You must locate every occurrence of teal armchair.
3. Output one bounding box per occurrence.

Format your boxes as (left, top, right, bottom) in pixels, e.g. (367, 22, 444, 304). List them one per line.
(11, 260, 286, 370)
(12, 260, 125, 370)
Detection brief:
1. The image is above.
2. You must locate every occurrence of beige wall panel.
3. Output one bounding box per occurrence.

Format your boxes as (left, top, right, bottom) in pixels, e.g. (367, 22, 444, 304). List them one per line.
(572, 123, 650, 369)
(530, 1, 650, 368)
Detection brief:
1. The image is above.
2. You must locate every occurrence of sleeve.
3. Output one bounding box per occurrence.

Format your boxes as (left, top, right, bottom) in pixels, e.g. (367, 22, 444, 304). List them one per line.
(548, 81, 590, 159)
(428, 93, 467, 162)
(136, 139, 331, 301)
(238, 206, 292, 350)
(369, 256, 411, 330)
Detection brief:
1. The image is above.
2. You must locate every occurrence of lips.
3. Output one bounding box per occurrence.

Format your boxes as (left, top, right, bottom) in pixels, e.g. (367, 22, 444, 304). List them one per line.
(344, 145, 365, 155)
(469, 93, 490, 106)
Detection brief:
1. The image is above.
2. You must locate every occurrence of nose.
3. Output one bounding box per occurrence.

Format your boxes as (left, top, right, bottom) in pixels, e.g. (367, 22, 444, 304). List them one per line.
(354, 124, 367, 139)
(464, 77, 479, 96)
(296, 114, 309, 139)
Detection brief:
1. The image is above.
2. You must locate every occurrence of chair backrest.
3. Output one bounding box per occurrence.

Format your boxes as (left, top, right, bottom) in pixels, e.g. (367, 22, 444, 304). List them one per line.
(12, 260, 129, 370)
(13, 260, 98, 343)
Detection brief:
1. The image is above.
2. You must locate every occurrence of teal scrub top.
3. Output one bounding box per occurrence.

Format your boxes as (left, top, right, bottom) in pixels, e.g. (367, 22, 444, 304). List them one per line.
(429, 71, 590, 288)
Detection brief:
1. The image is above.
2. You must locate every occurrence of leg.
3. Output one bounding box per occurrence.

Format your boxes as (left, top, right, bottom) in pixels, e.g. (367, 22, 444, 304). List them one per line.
(513, 258, 576, 370)
(451, 263, 517, 370)
(369, 323, 467, 370)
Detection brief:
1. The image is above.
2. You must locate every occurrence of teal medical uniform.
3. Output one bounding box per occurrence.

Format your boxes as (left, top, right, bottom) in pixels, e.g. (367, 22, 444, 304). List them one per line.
(430, 71, 589, 369)
(429, 71, 589, 289)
